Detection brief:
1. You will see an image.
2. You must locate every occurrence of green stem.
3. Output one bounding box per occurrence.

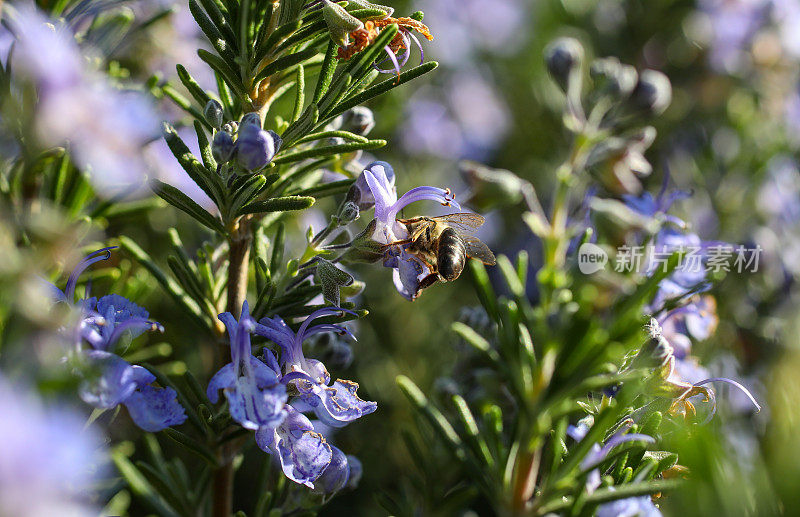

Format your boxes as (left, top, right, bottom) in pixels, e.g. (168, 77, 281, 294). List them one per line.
(211, 218, 252, 517)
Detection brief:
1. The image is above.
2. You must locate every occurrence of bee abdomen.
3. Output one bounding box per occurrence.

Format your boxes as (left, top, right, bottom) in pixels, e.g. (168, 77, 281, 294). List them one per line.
(437, 228, 466, 281)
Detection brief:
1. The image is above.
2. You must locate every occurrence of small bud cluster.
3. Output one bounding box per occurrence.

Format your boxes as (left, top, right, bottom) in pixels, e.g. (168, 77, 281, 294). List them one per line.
(206, 101, 282, 173)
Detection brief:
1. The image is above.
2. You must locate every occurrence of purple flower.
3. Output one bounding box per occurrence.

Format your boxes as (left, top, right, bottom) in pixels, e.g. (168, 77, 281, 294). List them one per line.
(360, 160, 460, 300)
(0, 375, 105, 515)
(8, 5, 162, 197)
(255, 307, 377, 427)
(597, 495, 662, 517)
(658, 296, 719, 358)
(44, 248, 186, 432)
(207, 302, 288, 430)
(235, 125, 282, 171)
(255, 406, 333, 488)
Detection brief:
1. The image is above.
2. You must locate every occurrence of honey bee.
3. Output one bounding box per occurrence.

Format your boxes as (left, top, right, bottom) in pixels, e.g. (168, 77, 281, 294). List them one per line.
(392, 213, 496, 289)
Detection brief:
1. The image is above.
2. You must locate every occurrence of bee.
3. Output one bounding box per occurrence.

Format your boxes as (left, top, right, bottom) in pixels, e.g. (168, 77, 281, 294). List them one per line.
(393, 213, 496, 289)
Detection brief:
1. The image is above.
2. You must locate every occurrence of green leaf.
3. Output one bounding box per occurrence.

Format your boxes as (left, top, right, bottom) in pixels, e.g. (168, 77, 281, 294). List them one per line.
(119, 237, 210, 330)
(254, 20, 302, 65)
(313, 40, 339, 104)
(196, 0, 238, 49)
(281, 103, 320, 145)
(451, 322, 499, 363)
(189, 0, 238, 63)
(295, 130, 368, 144)
(292, 65, 305, 122)
(163, 429, 219, 466)
(254, 47, 320, 84)
(331, 60, 439, 120)
(396, 375, 465, 460)
(112, 449, 181, 517)
(194, 120, 217, 172)
(273, 139, 386, 165)
(151, 179, 226, 234)
(229, 174, 268, 217)
(238, 195, 315, 216)
(160, 84, 212, 131)
(452, 394, 494, 468)
(162, 122, 224, 206)
(176, 64, 212, 108)
(290, 178, 353, 199)
(198, 49, 245, 97)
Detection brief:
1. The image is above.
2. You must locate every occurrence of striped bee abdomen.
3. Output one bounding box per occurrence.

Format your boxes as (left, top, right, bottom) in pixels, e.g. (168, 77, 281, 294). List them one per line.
(437, 228, 466, 281)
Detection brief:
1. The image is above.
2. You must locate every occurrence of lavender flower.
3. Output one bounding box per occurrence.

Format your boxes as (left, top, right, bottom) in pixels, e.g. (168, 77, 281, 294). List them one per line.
(255, 307, 376, 427)
(44, 248, 186, 432)
(0, 375, 105, 516)
(207, 302, 288, 430)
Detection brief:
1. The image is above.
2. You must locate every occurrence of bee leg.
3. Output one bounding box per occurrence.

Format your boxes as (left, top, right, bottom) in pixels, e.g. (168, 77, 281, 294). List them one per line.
(419, 273, 439, 290)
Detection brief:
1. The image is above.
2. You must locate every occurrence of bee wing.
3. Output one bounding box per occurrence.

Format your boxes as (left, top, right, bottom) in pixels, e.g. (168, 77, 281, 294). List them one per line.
(432, 213, 486, 233)
(463, 236, 496, 265)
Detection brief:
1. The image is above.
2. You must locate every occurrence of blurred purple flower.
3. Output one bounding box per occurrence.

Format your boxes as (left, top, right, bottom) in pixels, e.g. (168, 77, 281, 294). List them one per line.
(8, 5, 163, 198)
(414, 0, 527, 65)
(401, 71, 510, 161)
(0, 375, 105, 516)
(698, 0, 769, 73)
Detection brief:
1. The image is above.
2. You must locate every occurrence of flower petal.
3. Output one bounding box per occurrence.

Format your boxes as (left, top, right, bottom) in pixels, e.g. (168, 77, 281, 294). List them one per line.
(308, 379, 377, 428)
(387, 186, 460, 222)
(312, 445, 350, 494)
(207, 363, 236, 403)
(123, 385, 187, 432)
(225, 378, 288, 430)
(392, 251, 427, 301)
(276, 409, 333, 488)
(78, 350, 136, 409)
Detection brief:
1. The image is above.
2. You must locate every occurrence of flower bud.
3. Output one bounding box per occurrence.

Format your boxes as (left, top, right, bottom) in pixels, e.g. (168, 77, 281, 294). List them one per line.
(337, 200, 360, 224)
(235, 125, 282, 171)
(240, 111, 261, 130)
(339, 106, 375, 136)
(212, 130, 235, 163)
(544, 37, 584, 91)
(630, 70, 672, 116)
(203, 99, 224, 129)
(351, 161, 395, 210)
(590, 57, 637, 98)
(322, 0, 364, 47)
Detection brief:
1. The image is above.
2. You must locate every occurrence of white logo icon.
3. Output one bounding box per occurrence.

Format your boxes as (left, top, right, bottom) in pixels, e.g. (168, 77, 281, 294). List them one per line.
(578, 243, 608, 274)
